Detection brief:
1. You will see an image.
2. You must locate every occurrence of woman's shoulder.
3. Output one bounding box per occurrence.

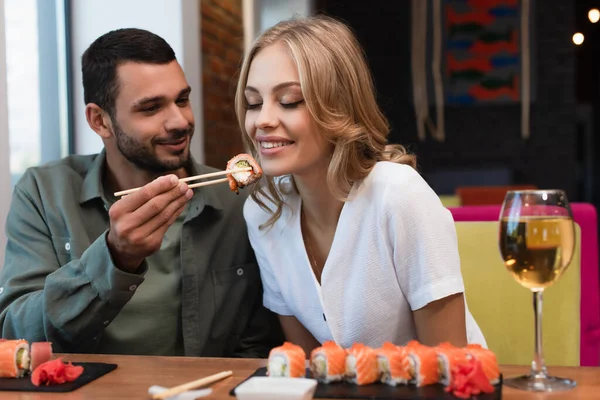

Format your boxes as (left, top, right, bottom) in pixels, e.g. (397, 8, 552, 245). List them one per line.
(366, 161, 431, 195)
(363, 162, 444, 216)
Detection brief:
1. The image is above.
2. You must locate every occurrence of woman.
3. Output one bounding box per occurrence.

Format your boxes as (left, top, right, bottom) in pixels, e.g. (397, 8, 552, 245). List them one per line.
(235, 15, 486, 355)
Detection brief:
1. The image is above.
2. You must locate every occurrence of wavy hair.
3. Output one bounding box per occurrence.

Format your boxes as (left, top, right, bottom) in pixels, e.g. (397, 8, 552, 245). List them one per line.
(235, 15, 416, 229)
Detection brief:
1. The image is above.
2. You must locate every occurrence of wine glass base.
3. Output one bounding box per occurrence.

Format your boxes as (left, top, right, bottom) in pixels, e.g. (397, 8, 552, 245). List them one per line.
(504, 374, 576, 392)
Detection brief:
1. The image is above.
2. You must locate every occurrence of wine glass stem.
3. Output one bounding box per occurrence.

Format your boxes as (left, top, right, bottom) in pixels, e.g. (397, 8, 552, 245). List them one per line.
(532, 290, 548, 378)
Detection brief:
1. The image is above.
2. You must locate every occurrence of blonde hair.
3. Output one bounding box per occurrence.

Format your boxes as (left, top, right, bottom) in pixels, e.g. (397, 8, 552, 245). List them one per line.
(235, 15, 416, 228)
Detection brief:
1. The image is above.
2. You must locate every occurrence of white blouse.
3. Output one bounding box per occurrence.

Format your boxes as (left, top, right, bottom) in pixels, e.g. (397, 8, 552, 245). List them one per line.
(244, 161, 487, 348)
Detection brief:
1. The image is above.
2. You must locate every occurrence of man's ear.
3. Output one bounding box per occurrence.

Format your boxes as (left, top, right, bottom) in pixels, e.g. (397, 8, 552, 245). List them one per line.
(85, 103, 113, 139)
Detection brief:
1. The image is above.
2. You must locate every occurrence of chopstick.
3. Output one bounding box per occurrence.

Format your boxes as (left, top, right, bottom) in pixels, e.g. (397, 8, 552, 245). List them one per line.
(187, 177, 229, 189)
(114, 168, 251, 197)
(151, 370, 233, 400)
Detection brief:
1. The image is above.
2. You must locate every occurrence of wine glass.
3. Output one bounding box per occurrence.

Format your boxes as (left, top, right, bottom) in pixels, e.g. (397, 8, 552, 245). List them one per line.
(498, 190, 576, 392)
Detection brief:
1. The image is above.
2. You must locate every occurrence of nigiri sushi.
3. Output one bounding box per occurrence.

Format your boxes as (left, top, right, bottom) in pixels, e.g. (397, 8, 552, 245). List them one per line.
(376, 342, 410, 386)
(267, 342, 306, 378)
(405, 340, 439, 387)
(345, 343, 379, 385)
(434, 342, 469, 386)
(226, 153, 262, 194)
(310, 341, 346, 383)
(465, 344, 500, 384)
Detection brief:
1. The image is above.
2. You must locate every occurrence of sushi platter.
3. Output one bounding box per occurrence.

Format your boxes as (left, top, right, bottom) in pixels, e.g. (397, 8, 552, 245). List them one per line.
(231, 341, 503, 399)
(0, 339, 117, 392)
(231, 367, 502, 399)
(0, 362, 117, 392)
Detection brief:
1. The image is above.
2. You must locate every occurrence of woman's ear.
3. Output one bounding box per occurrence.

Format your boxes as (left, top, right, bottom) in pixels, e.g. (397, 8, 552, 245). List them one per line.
(85, 103, 113, 139)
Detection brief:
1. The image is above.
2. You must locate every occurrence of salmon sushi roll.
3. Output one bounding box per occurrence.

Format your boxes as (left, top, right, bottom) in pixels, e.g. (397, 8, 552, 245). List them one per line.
(465, 344, 500, 384)
(268, 342, 306, 378)
(310, 341, 346, 383)
(345, 343, 379, 385)
(405, 340, 439, 387)
(226, 153, 263, 194)
(376, 342, 410, 386)
(434, 342, 469, 386)
(0, 339, 30, 378)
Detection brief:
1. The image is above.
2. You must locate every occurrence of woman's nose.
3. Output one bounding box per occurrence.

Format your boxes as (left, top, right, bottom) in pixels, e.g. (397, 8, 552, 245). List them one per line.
(255, 103, 278, 130)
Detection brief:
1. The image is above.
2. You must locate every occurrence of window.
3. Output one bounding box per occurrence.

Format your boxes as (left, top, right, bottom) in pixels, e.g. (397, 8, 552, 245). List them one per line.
(4, 0, 71, 185)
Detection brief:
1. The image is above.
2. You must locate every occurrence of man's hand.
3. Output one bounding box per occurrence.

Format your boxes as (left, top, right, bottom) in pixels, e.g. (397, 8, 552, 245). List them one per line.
(106, 175, 193, 272)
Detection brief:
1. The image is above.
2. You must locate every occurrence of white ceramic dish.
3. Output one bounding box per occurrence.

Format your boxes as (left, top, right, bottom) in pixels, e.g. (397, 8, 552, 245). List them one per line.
(234, 376, 318, 400)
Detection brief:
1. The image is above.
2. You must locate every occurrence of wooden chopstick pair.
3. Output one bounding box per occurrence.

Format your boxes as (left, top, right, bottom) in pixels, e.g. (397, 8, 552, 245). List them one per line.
(113, 167, 252, 197)
(151, 370, 233, 399)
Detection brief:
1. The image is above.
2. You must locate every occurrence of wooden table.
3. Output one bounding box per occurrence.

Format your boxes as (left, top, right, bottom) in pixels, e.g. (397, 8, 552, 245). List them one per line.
(2, 354, 599, 399)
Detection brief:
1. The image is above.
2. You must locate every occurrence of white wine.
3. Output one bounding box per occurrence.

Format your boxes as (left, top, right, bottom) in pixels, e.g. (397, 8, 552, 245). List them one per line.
(500, 216, 575, 290)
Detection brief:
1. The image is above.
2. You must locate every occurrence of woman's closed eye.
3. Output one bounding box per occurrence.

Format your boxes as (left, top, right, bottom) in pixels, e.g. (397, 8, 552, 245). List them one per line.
(245, 99, 304, 110)
(281, 99, 304, 109)
(246, 102, 262, 110)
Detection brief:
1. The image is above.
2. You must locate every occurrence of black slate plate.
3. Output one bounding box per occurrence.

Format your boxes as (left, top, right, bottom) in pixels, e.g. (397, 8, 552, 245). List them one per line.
(230, 367, 502, 399)
(0, 362, 117, 392)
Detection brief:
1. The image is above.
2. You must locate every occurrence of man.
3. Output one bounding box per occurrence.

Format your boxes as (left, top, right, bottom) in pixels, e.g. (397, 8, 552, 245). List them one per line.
(0, 28, 281, 357)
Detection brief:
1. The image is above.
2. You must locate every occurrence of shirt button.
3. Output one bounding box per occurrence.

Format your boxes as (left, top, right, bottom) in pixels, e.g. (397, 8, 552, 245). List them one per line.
(236, 268, 244, 276)
(64, 242, 71, 251)
(103, 320, 110, 325)
(128, 285, 137, 291)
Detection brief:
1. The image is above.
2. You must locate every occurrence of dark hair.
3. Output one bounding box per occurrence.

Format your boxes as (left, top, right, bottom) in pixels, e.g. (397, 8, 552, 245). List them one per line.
(81, 28, 176, 117)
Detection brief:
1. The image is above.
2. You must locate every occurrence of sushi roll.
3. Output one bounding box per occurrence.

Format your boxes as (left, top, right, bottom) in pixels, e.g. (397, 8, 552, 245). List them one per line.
(226, 153, 263, 194)
(376, 342, 410, 386)
(345, 343, 379, 385)
(0, 339, 30, 378)
(465, 344, 500, 385)
(30, 342, 53, 371)
(310, 341, 346, 383)
(405, 340, 439, 387)
(434, 342, 469, 386)
(267, 342, 306, 378)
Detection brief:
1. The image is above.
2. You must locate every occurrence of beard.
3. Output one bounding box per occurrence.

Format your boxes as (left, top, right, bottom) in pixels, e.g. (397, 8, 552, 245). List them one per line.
(112, 120, 194, 173)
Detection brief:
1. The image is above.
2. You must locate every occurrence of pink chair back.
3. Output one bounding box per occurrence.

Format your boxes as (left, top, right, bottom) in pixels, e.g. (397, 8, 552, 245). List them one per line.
(448, 203, 600, 366)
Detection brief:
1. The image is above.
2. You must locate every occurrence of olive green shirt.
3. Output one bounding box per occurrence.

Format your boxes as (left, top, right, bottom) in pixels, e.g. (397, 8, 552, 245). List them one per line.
(0, 151, 282, 357)
(99, 209, 186, 356)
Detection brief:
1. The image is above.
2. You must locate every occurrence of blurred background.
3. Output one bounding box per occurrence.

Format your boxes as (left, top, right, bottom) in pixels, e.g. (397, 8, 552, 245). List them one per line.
(0, 0, 597, 260)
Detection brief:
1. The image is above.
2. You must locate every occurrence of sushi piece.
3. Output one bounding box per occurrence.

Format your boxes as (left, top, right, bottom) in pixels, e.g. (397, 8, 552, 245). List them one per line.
(434, 342, 469, 386)
(310, 341, 346, 383)
(465, 344, 500, 384)
(405, 340, 439, 387)
(376, 342, 410, 386)
(30, 342, 53, 371)
(268, 342, 306, 378)
(226, 153, 263, 194)
(345, 343, 379, 385)
(0, 339, 30, 378)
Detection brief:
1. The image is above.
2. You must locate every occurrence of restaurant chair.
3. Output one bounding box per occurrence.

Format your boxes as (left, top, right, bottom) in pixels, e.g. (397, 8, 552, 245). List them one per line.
(451, 203, 600, 367)
(438, 194, 461, 208)
(455, 185, 537, 206)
